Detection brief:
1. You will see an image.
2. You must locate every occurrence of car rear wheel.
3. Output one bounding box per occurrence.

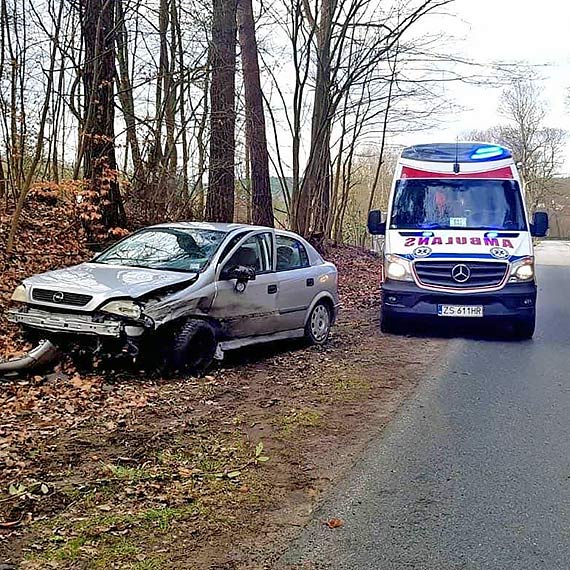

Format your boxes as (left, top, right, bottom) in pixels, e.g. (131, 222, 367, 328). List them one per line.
(167, 319, 217, 376)
(305, 301, 332, 345)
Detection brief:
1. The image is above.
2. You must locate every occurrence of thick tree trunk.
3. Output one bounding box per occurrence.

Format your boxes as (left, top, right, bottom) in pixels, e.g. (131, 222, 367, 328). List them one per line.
(81, 0, 126, 239)
(237, 0, 273, 227)
(206, 0, 237, 222)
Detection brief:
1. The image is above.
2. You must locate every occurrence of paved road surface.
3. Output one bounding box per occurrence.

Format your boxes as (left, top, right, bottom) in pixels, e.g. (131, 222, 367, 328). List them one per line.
(280, 241, 570, 570)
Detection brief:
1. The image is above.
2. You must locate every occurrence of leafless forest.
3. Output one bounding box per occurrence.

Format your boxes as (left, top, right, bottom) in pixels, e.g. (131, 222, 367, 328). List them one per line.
(0, 0, 568, 255)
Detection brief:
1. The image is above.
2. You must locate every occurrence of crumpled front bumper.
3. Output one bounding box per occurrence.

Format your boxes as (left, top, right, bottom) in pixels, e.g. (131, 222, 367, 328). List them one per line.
(7, 307, 124, 337)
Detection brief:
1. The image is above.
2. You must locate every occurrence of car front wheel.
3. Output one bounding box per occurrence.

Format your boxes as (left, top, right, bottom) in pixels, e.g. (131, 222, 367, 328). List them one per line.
(167, 319, 217, 376)
(305, 301, 332, 345)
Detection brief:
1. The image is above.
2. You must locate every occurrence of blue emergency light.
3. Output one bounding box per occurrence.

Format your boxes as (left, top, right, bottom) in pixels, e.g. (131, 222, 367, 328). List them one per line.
(401, 142, 512, 163)
(470, 146, 506, 160)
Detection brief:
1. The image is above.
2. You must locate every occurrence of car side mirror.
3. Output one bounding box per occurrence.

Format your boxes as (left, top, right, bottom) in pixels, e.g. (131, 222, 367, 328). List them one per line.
(367, 210, 386, 235)
(531, 211, 549, 238)
(230, 265, 256, 281)
(220, 265, 256, 289)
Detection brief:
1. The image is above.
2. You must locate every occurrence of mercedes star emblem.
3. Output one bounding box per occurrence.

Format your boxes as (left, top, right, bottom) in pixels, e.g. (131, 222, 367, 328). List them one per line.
(52, 291, 65, 303)
(451, 264, 471, 283)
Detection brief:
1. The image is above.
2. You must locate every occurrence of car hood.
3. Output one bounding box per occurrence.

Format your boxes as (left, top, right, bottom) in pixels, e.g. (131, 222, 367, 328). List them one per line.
(23, 262, 198, 310)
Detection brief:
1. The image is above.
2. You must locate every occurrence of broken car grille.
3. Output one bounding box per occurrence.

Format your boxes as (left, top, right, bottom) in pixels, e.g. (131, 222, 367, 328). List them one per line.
(414, 261, 508, 289)
(31, 288, 93, 307)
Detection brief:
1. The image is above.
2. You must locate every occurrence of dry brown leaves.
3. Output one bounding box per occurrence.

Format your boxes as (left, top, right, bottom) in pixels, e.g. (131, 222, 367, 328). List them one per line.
(0, 184, 92, 359)
(0, 196, 384, 534)
(327, 243, 382, 311)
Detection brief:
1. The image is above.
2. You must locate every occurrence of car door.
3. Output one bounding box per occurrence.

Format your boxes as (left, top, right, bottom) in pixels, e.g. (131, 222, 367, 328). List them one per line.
(274, 234, 319, 331)
(211, 231, 279, 338)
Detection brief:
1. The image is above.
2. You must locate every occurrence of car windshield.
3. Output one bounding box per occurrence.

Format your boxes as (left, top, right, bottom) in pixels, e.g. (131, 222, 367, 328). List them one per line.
(94, 228, 227, 272)
(390, 179, 527, 231)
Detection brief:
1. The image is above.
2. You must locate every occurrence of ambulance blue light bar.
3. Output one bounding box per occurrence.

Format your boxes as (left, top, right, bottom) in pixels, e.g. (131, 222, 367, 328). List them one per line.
(401, 143, 512, 163)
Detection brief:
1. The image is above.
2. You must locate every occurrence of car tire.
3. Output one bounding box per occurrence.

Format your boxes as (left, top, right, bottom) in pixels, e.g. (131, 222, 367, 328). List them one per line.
(305, 301, 332, 345)
(513, 314, 536, 340)
(168, 319, 217, 376)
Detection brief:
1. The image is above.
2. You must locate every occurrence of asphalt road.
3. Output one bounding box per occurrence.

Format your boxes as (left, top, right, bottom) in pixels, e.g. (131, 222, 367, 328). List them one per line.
(280, 241, 570, 570)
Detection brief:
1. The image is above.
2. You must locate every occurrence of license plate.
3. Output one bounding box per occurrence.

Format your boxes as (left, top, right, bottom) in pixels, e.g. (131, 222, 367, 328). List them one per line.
(438, 304, 484, 317)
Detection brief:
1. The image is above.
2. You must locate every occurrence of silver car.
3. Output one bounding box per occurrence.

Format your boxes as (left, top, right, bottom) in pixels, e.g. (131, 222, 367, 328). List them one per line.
(7, 223, 339, 374)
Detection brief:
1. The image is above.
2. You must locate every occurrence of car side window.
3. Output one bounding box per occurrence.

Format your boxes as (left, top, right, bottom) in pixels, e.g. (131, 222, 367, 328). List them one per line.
(276, 235, 310, 271)
(223, 232, 273, 275)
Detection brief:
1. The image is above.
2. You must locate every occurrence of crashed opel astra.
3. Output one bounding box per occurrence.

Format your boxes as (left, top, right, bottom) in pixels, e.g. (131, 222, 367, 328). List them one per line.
(7, 223, 339, 374)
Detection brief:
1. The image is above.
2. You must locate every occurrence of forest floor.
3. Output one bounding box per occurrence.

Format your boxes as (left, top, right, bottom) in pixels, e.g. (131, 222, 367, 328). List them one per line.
(0, 194, 448, 569)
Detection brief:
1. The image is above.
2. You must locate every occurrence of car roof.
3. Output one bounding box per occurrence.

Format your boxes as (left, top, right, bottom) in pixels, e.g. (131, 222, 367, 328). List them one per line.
(147, 221, 310, 236)
(146, 221, 312, 244)
(149, 221, 271, 233)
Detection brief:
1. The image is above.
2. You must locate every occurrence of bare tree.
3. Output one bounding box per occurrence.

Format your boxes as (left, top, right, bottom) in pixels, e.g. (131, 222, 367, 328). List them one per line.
(4, 0, 64, 254)
(471, 77, 566, 210)
(80, 0, 126, 240)
(206, 0, 238, 222)
(237, 0, 273, 226)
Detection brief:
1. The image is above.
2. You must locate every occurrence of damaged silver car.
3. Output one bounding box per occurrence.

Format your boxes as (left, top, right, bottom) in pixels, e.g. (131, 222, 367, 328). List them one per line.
(5, 223, 339, 375)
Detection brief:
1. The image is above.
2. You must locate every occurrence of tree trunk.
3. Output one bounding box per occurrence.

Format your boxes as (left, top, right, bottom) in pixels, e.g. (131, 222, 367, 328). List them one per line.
(206, 0, 237, 222)
(115, 0, 143, 181)
(294, 0, 334, 237)
(81, 0, 126, 239)
(237, 0, 273, 227)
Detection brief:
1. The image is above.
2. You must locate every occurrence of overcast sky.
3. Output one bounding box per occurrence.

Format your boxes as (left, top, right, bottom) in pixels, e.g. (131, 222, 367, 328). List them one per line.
(402, 0, 570, 173)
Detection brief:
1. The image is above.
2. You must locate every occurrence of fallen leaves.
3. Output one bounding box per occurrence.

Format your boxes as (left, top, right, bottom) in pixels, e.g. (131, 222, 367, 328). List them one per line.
(323, 517, 344, 529)
(0, 195, 393, 568)
(327, 244, 382, 311)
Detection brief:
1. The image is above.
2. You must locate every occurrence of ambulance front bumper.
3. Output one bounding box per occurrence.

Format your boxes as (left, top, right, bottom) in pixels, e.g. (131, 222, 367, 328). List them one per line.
(381, 280, 537, 320)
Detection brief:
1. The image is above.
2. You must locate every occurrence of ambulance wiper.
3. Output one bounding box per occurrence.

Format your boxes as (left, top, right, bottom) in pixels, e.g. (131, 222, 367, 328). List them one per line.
(419, 223, 443, 229)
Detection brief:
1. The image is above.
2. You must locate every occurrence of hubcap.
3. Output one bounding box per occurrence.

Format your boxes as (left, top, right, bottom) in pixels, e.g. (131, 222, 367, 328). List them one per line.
(311, 305, 330, 341)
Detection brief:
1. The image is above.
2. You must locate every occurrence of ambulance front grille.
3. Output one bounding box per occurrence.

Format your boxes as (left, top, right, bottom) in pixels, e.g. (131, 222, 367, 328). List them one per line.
(414, 260, 508, 289)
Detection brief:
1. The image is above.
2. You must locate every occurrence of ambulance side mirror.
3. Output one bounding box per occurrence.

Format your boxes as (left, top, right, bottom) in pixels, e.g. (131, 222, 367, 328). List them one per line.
(531, 211, 548, 238)
(368, 210, 386, 235)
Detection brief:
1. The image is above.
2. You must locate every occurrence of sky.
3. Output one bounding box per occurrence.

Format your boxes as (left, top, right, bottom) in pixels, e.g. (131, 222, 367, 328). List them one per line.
(400, 0, 570, 173)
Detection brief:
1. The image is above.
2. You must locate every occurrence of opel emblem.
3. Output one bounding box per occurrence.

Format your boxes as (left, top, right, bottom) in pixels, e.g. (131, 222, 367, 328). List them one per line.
(413, 246, 432, 258)
(52, 291, 65, 303)
(490, 247, 509, 259)
(451, 264, 471, 283)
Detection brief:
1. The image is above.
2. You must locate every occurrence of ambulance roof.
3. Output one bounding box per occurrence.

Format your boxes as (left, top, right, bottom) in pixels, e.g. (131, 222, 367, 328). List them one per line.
(401, 143, 512, 163)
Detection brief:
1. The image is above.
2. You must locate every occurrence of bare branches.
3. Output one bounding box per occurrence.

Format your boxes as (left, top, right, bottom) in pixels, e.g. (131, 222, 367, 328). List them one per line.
(470, 77, 567, 211)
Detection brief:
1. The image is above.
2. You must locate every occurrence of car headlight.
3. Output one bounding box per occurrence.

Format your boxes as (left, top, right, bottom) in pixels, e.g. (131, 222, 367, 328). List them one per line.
(509, 257, 535, 282)
(385, 255, 413, 282)
(100, 299, 142, 319)
(11, 284, 27, 303)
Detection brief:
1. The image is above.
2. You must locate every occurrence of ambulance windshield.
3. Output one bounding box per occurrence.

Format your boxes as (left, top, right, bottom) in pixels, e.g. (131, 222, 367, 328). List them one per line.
(390, 179, 527, 231)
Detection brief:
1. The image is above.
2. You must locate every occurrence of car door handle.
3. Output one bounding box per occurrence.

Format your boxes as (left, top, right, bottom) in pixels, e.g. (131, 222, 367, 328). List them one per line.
(306, 278, 314, 287)
(267, 284, 278, 294)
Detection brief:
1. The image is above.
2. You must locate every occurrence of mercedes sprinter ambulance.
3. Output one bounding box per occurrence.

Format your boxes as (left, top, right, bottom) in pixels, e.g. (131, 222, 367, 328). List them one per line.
(367, 142, 549, 338)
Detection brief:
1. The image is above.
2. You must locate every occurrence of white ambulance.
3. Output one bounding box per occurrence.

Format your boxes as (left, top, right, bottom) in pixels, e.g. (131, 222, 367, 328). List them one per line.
(367, 142, 549, 338)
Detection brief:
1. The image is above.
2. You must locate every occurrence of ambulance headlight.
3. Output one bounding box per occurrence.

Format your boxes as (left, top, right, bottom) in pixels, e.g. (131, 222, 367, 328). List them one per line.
(509, 257, 535, 282)
(385, 255, 413, 282)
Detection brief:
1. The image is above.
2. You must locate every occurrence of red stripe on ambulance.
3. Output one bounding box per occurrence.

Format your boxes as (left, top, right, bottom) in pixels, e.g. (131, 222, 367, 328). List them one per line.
(400, 166, 514, 179)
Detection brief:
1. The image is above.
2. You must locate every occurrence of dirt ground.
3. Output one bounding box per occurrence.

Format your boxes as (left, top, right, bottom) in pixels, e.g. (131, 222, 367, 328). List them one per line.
(0, 197, 449, 569)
